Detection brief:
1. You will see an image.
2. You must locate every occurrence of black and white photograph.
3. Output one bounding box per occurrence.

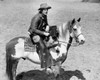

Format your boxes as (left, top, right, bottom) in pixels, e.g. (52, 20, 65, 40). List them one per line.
(0, 0, 100, 80)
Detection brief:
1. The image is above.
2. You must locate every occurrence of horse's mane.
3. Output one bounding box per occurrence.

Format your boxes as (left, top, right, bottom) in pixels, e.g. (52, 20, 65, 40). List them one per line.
(58, 21, 71, 38)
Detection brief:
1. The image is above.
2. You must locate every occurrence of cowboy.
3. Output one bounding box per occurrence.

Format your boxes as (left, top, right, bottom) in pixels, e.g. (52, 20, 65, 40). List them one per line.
(28, 3, 55, 68)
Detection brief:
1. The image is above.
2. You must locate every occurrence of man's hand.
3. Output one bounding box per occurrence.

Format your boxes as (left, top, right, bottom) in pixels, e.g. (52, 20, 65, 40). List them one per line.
(45, 25, 50, 32)
(44, 32, 50, 36)
(28, 32, 30, 35)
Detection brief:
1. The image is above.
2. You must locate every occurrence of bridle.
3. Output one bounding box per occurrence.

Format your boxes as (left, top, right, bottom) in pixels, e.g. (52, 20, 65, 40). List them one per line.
(74, 33, 83, 40)
(57, 32, 83, 47)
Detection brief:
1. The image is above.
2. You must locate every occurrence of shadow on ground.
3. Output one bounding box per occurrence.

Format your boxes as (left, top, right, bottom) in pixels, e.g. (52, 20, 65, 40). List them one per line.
(16, 68, 86, 80)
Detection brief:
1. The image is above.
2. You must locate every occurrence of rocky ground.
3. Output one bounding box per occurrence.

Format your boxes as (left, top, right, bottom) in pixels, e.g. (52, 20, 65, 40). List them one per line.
(0, 0, 100, 80)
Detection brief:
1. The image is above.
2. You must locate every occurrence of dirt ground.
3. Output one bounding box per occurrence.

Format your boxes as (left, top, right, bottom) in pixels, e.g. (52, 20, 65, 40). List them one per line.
(0, 0, 100, 80)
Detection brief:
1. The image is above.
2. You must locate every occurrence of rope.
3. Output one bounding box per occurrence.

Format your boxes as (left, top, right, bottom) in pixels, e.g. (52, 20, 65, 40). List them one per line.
(58, 40, 80, 46)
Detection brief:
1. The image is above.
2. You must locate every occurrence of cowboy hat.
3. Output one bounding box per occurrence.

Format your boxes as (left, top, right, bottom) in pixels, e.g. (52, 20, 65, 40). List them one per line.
(38, 3, 51, 10)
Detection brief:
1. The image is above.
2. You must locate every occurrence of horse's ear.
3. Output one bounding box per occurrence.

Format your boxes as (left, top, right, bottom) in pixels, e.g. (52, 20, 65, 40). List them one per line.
(71, 18, 75, 24)
(77, 18, 81, 22)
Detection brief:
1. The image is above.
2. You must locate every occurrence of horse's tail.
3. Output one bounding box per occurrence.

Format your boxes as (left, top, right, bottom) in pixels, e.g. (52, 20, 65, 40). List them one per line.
(6, 43, 14, 80)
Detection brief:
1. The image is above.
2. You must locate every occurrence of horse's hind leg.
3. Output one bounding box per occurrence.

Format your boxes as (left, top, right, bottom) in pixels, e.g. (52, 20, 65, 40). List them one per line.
(12, 60, 18, 80)
(6, 37, 25, 80)
(6, 50, 19, 80)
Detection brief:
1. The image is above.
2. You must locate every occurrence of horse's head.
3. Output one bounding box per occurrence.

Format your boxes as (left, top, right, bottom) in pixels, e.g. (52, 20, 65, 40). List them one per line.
(69, 18, 85, 45)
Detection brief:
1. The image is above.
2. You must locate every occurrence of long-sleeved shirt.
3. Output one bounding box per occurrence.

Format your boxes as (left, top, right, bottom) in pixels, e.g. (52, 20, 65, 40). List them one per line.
(28, 13, 48, 37)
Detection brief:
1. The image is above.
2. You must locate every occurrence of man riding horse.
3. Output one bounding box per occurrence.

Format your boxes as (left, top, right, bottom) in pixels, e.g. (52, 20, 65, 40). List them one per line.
(28, 3, 58, 68)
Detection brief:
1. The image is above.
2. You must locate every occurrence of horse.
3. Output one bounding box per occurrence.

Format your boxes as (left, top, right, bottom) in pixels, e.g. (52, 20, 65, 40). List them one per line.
(6, 18, 85, 80)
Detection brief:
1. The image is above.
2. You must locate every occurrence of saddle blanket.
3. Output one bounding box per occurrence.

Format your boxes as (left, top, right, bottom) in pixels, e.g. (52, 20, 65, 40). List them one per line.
(24, 38, 36, 52)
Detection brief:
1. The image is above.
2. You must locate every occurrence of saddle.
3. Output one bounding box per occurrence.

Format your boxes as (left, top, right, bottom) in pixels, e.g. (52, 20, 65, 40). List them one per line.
(24, 37, 36, 52)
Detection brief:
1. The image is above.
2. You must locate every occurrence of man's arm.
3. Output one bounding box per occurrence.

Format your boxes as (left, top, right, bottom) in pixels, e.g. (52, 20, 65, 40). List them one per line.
(29, 16, 45, 35)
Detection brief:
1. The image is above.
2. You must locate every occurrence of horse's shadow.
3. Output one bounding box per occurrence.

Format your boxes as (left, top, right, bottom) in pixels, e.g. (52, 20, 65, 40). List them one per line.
(16, 68, 86, 80)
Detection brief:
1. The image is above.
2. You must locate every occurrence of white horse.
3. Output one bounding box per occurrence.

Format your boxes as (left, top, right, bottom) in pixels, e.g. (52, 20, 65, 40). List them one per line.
(6, 18, 85, 80)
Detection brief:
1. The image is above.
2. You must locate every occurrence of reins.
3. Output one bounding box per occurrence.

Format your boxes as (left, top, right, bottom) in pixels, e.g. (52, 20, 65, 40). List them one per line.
(58, 40, 71, 45)
(58, 40, 80, 47)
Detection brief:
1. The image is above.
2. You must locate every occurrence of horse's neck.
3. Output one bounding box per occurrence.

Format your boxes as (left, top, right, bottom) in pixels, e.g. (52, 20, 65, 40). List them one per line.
(59, 30, 70, 43)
